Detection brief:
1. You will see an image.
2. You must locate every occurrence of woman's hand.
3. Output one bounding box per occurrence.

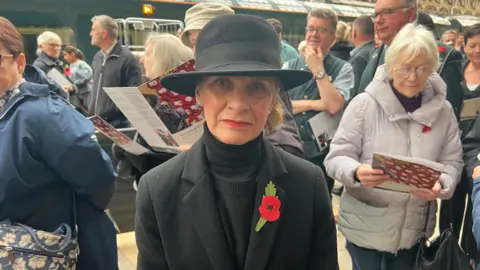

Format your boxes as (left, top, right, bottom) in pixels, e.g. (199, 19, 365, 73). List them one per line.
(355, 164, 391, 187)
(410, 181, 442, 201)
(473, 166, 480, 180)
(177, 144, 192, 152)
(63, 85, 73, 92)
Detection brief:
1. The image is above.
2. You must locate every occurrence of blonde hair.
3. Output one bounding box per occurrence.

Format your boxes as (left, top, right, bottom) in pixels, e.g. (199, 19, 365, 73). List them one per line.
(145, 33, 194, 78)
(385, 23, 439, 76)
(298, 40, 307, 54)
(37, 31, 61, 46)
(266, 93, 285, 133)
(335, 21, 351, 42)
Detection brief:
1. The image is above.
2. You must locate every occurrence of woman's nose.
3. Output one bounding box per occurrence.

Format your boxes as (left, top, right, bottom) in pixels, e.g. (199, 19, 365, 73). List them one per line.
(226, 89, 250, 110)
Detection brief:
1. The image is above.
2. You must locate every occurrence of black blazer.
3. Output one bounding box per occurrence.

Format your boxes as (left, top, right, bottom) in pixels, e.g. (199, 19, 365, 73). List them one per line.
(135, 137, 338, 270)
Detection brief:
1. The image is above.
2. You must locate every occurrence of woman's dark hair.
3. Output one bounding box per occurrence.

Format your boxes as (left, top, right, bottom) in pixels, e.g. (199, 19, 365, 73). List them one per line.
(63, 45, 85, 61)
(0, 17, 24, 58)
(464, 24, 480, 45)
(416, 12, 438, 39)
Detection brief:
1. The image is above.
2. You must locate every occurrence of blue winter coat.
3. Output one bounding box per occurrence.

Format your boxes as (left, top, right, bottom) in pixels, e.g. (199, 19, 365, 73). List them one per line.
(0, 70, 118, 269)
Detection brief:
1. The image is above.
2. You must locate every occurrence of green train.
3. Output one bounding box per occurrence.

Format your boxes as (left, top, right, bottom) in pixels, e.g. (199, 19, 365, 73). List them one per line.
(2, 0, 474, 64)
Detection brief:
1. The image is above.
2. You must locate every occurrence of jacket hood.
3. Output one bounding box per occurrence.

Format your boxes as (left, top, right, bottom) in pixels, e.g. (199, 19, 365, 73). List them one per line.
(22, 65, 61, 97)
(365, 65, 447, 127)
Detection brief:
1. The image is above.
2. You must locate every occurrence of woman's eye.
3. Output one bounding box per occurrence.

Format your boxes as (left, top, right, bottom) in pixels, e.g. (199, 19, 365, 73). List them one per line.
(251, 82, 266, 91)
(214, 78, 228, 86)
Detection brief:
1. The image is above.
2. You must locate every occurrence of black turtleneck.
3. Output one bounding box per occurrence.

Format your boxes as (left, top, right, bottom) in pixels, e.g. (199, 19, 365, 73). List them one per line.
(203, 124, 261, 270)
(391, 84, 422, 113)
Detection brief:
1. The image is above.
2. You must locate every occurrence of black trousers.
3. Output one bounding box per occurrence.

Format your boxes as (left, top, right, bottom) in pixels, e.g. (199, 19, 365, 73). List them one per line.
(308, 154, 334, 198)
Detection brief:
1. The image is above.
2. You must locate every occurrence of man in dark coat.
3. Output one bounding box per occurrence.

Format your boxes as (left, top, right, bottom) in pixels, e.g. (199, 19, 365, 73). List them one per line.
(89, 15, 142, 127)
(348, 15, 375, 99)
(356, 0, 416, 94)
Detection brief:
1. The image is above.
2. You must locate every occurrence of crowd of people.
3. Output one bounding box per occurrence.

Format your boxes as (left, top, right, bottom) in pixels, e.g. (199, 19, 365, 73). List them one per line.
(0, 0, 480, 269)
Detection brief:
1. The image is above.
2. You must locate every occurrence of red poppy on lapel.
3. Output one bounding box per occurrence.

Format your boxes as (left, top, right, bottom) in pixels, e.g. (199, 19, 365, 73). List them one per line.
(259, 196, 281, 221)
(437, 46, 446, 53)
(255, 181, 281, 232)
(64, 67, 72, 76)
(422, 125, 432, 133)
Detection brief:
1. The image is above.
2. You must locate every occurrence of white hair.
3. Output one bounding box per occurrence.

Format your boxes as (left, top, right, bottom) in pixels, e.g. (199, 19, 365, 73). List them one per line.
(37, 31, 61, 46)
(385, 23, 439, 76)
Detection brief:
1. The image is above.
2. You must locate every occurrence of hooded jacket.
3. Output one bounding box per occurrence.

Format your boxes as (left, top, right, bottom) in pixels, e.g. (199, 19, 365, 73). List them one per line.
(0, 72, 118, 269)
(324, 65, 463, 252)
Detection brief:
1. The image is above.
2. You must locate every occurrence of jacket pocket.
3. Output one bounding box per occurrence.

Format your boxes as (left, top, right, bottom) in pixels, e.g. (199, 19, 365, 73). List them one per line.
(341, 192, 389, 217)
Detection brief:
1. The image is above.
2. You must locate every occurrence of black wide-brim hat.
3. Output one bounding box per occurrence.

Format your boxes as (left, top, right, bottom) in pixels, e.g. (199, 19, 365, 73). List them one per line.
(160, 14, 312, 97)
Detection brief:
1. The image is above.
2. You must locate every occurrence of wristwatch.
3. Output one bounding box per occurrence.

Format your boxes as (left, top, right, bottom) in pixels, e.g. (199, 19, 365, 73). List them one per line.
(315, 71, 326, 80)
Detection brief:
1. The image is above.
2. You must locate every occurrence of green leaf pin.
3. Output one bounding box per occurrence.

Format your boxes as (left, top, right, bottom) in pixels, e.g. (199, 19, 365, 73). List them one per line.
(255, 181, 277, 232)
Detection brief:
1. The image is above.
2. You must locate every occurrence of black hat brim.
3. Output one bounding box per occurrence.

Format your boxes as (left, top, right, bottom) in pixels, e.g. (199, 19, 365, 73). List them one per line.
(160, 62, 313, 97)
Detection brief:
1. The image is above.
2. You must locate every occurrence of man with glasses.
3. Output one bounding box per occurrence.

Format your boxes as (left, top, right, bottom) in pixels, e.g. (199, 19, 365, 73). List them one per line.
(357, 0, 416, 94)
(284, 8, 354, 197)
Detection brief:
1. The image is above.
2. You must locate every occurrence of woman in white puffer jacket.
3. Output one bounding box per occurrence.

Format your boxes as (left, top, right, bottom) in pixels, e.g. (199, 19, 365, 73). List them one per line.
(324, 23, 463, 270)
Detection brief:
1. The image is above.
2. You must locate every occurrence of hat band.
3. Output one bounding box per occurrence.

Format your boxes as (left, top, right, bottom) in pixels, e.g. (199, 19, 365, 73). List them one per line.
(195, 41, 282, 71)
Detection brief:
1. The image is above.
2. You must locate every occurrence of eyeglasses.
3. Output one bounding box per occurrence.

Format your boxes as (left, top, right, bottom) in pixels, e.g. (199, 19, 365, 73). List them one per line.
(46, 43, 61, 48)
(305, 27, 333, 35)
(370, 5, 411, 21)
(0, 54, 13, 65)
(394, 65, 432, 79)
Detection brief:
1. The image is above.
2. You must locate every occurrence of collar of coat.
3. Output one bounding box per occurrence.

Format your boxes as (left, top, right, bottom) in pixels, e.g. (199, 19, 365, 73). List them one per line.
(365, 65, 447, 127)
(180, 136, 289, 270)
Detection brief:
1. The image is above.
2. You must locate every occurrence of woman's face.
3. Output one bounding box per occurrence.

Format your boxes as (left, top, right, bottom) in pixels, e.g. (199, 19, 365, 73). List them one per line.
(40, 39, 61, 59)
(0, 45, 25, 94)
(62, 51, 74, 64)
(196, 76, 277, 145)
(391, 49, 433, 97)
(141, 42, 154, 79)
(465, 35, 480, 65)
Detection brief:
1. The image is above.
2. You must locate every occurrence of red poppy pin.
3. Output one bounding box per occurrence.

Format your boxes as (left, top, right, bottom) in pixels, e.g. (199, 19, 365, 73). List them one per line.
(437, 46, 446, 53)
(255, 181, 281, 232)
(64, 67, 71, 76)
(422, 125, 432, 133)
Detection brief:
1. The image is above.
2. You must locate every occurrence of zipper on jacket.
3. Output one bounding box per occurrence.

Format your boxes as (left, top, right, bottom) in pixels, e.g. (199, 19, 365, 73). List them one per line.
(1, 245, 65, 264)
(0, 96, 25, 120)
(93, 63, 105, 115)
(394, 119, 412, 254)
(93, 54, 118, 115)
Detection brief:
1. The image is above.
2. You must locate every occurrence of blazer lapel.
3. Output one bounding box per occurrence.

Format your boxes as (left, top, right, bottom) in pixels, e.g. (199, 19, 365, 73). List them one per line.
(182, 140, 235, 270)
(244, 141, 288, 270)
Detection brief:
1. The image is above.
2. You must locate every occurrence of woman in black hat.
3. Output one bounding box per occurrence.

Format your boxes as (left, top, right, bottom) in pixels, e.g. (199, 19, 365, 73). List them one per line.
(135, 14, 339, 270)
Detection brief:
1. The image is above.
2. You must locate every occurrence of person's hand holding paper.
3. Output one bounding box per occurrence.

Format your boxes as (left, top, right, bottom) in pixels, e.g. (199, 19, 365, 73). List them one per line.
(410, 181, 442, 201)
(355, 164, 391, 187)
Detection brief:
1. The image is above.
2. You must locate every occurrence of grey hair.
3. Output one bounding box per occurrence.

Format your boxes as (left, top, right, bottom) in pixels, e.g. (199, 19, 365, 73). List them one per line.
(37, 31, 61, 46)
(308, 8, 338, 32)
(91, 15, 119, 40)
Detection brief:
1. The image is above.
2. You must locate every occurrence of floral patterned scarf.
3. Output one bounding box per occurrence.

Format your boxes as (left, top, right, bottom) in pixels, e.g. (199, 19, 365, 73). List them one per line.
(0, 79, 24, 112)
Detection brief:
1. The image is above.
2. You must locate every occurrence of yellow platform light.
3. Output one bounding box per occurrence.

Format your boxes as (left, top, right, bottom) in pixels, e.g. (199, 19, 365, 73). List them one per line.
(142, 4, 155, 16)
